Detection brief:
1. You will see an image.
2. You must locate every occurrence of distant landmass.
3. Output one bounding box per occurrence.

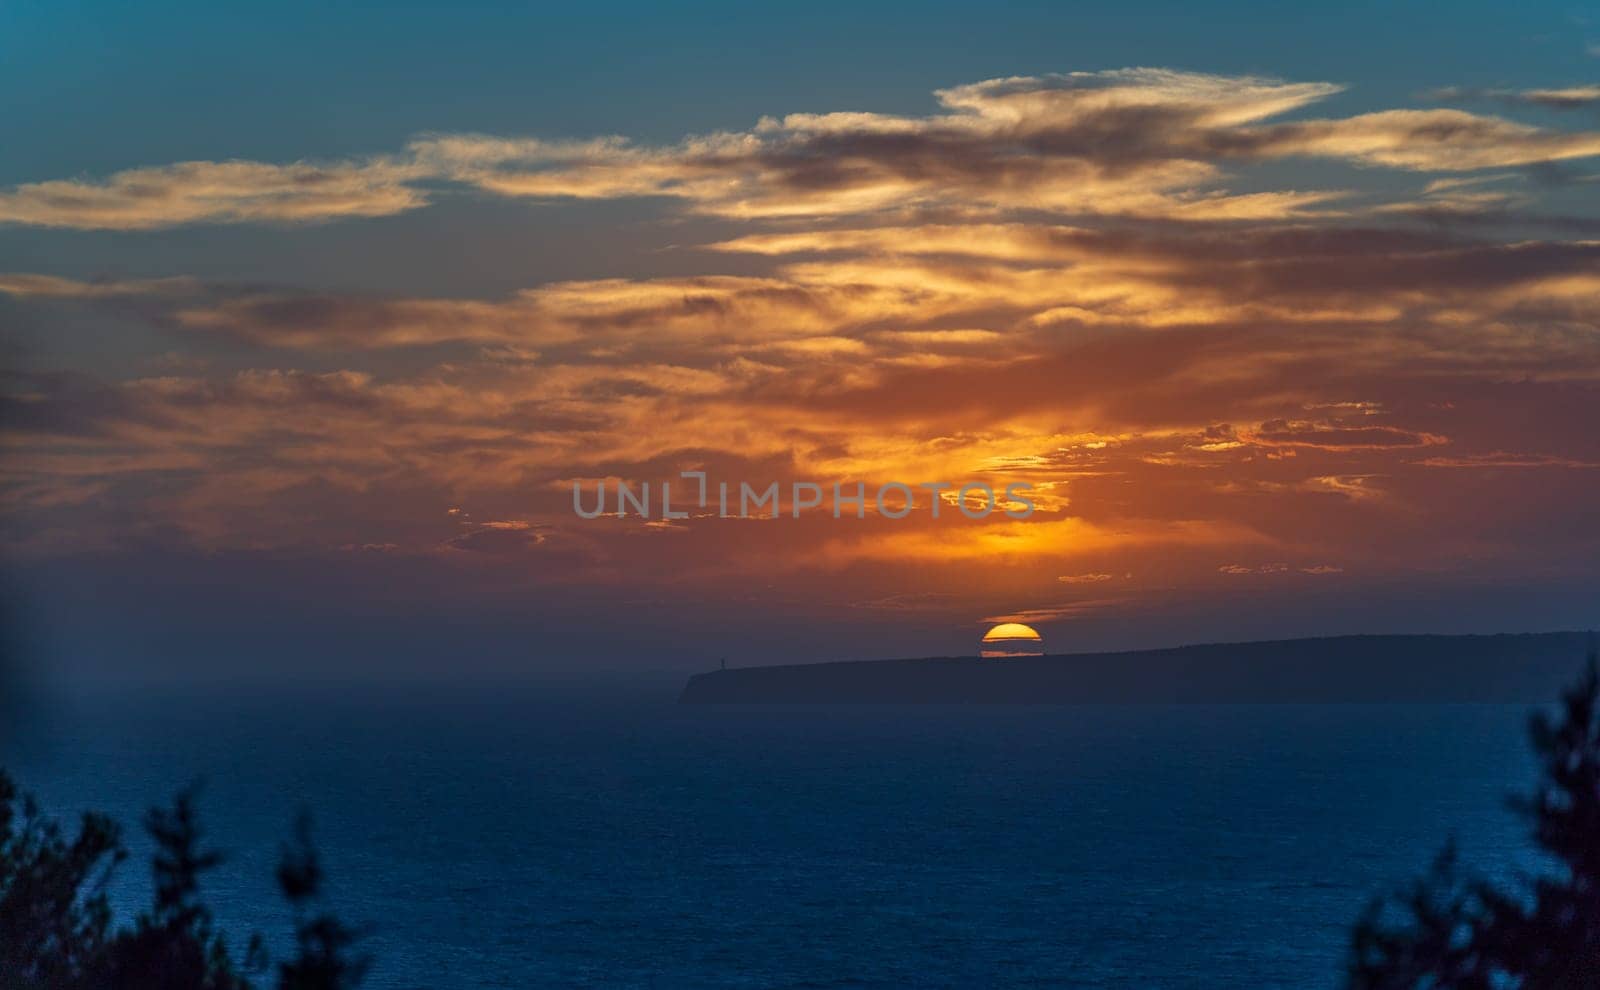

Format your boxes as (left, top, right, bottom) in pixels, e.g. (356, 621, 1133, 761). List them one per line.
(679, 632, 1595, 704)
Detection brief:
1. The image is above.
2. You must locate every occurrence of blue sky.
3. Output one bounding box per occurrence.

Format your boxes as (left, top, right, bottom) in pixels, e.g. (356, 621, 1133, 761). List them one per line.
(5, 0, 1594, 182)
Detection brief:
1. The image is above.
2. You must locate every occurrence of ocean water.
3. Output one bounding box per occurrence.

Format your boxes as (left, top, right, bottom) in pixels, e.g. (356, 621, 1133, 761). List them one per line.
(2, 677, 1547, 988)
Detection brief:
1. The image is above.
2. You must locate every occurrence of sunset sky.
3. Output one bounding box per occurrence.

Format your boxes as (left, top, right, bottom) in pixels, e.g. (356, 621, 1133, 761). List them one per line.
(4, 1, 1600, 678)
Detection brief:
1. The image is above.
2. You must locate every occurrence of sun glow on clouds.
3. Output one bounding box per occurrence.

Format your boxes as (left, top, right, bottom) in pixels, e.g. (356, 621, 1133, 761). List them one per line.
(4, 67, 1600, 647)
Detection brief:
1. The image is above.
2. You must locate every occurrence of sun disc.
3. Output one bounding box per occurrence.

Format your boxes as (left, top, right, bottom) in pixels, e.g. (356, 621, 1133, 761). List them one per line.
(980, 622, 1044, 658)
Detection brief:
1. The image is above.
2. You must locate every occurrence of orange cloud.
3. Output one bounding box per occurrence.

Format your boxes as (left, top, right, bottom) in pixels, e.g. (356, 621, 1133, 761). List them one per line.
(0, 158, 425, 230)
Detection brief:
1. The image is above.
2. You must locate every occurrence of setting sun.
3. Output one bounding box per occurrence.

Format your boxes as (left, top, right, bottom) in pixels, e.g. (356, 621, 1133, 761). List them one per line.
(981, 622, 1045, 658)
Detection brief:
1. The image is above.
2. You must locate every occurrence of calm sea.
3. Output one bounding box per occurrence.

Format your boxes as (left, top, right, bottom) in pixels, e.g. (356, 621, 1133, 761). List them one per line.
(2, 676, 1547, 988)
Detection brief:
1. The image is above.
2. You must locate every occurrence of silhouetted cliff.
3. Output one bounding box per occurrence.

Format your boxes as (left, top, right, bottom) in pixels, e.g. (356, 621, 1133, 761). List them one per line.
(679, 632, 1592, 704)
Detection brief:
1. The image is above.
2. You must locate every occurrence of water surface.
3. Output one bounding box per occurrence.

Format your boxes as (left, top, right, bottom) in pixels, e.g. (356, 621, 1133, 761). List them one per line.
(4, 678, 1544, 988)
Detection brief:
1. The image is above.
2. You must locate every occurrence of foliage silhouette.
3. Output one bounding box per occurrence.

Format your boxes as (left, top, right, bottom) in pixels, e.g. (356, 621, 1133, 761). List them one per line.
(0, 773, 123, 988)
(0, 774, 366, 990)
(275, 815, 368, 990)
(1348, 652, 1600, 988)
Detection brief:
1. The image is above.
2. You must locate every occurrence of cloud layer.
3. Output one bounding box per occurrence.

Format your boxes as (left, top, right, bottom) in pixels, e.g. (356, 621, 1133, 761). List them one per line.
(7, 69, 1600, 229)
(5, 68, 1600, 656)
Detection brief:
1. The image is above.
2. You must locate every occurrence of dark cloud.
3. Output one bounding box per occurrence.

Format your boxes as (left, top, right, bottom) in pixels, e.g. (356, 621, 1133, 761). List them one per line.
(1429, 85, 1600, 112)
